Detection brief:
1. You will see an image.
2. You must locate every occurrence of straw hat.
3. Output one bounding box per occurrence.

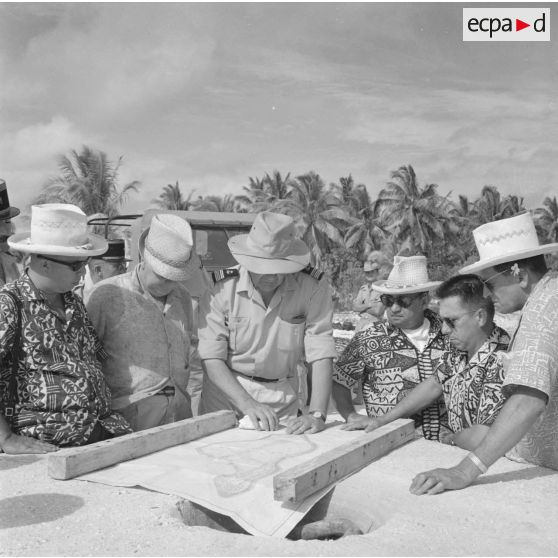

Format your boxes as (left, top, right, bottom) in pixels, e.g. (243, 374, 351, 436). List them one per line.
(8, 204, 107, 256)
(372, 255, 441, 294)
(228, 212, 310, 274)
(139, 214, 199, 281)
(0, 180, 20, 221)
(460, 212, 558, 274)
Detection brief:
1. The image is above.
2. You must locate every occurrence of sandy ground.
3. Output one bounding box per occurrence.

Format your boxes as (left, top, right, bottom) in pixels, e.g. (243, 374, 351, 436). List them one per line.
(1, 434, 557, 557)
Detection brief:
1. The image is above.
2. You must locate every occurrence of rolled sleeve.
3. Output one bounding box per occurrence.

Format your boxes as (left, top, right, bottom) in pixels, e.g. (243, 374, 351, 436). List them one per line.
(333, 333, 366, 389)
(198, 290, 230, 361)
(303, 278, 337, 363)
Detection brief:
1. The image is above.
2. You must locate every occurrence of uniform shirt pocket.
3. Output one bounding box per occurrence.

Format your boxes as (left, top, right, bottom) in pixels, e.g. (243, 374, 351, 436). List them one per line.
(277, 319, 305, 352)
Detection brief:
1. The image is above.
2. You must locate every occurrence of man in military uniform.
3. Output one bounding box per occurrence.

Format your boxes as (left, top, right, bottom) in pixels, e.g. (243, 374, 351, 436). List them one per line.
(0, 180, 21, 287)
(198, 211, 337, 434)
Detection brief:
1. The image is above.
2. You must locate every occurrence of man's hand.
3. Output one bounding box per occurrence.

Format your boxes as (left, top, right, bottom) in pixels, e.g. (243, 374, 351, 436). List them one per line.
(0, 433, 58, 454)
(341, 413, 384, 432)
(409, 463, 479, 495)
(286, 414, 326, 435)
(240, 400, 279, 431)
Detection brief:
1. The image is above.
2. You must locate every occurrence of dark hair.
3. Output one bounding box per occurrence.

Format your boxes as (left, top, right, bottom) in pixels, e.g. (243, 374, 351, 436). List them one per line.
(494, 254, 548, 275)
(435, 274, 494, 321)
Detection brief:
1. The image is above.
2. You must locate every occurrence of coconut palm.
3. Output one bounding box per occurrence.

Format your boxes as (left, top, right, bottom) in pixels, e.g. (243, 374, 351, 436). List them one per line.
(194, 194, 244, 213)
(241, 171, 293, 212)
(375, 165, 452, 257)
(535, 196, 558, 243)
(274, 171, 352, 263)
(34, 146, 140, 217)
(152, 182, 196, 211)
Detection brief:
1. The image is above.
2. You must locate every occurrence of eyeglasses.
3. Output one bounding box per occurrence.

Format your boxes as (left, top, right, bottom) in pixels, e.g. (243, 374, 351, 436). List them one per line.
(442, 311, 477, 330)
(39, 255, 90, 272)
(481, 267, 515, 292)
(380, 294, 422, 309)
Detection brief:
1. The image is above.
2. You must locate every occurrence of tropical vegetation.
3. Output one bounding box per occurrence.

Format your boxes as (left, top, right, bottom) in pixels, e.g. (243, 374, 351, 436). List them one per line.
(35, 147, 558, 308)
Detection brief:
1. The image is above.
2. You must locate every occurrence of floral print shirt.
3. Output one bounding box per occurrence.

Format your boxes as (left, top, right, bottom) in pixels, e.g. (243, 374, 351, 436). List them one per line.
(334, 309, 449, 440)
(0, 272, 131, 446)
(435, 325, 510, 433)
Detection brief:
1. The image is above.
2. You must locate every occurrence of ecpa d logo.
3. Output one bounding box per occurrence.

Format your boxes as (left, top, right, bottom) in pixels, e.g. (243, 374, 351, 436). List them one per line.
(463, 8, 550, 41)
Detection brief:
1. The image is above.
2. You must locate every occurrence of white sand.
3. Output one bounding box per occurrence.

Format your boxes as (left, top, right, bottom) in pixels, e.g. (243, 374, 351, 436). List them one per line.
(1, 438, 557, 556)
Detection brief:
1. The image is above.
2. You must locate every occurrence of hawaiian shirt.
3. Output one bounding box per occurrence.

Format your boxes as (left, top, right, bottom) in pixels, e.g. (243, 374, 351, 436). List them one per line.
(502, 271, 558, 470)
(334, 309, 448, 440)
(0, 273, 131, 446)
(434, 325, 510, 434)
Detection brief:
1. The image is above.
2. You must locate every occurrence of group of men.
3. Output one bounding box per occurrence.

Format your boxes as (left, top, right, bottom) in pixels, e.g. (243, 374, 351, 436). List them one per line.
(0, 179, 557, 497)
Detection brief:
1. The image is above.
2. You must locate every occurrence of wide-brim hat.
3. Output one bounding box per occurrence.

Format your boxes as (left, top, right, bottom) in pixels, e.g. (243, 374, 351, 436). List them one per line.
(138, 214, 201, 282)
(0, 179, 20, 220)
(460, 212, 558, 274)
(373, 255, 441, 294)
(8, 203, 107, 257)
(228, 211, 310, 274)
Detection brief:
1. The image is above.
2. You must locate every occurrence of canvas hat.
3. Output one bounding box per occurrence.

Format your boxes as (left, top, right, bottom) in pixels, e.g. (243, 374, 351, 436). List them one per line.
(139, 213, 199, 281)
(460, 212, 558, 274)
(93, 239, 130, 262)
(228, 211, 310, 274)
(372, 255, 441, 294)
(8, 203, 107, 257)
(0, 180, 20, 220)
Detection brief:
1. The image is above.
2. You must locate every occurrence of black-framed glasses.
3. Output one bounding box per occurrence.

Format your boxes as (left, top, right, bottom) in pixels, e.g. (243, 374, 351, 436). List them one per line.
(442, 311, 477, 330)
(39, 255, 90, 272)
(380, 294, 421, 309)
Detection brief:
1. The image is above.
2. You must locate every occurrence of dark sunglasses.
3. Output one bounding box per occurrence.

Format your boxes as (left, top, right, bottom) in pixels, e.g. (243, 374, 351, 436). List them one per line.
(380, 294, 421, 309)
(442, 311, 477, 330)
(39, 255, 90, 272)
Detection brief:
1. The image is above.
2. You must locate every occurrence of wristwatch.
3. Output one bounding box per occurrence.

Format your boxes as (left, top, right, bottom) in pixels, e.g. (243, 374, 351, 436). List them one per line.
(309, 410, 326, 422)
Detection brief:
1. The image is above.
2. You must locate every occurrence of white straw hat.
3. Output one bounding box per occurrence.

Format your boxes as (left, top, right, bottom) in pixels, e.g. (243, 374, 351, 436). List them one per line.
(460, 212, 558, 274)
(8, 203, 107, 256)
(228, 211, 310, 274)
(372, 255, 441, 294)
(139, 214, 198, 281)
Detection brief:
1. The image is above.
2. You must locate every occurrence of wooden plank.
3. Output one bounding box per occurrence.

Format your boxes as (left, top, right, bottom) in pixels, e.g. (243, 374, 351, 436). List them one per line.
(273, 419, 415, 503)
(48, 410, 237, 480)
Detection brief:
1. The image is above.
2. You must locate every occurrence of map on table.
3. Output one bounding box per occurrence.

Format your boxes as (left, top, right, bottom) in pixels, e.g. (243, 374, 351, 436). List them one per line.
(79, 423, 368, 537)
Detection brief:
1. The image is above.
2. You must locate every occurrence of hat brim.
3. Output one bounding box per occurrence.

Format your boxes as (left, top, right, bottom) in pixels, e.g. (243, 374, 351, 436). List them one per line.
(228, 234, 310, 274)
(459, 243, 558, 274)
(8, 231, 108, 256)
(372, 279, 442, 295)
(143, 248, 197, 282)
(0, 207, 20, 220)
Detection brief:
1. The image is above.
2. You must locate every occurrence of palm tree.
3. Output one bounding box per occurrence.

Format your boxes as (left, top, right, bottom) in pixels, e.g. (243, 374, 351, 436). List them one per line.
(194, 194, 243, 213)
(241, 171, 293, 212)
(152, 182, 196, 210)
(535, 196, 558, 243)
(263, 171, 292, 203)
(274, 171, 352, 263)
(34, 146, 140, 217)
(375, 165, 452, 257)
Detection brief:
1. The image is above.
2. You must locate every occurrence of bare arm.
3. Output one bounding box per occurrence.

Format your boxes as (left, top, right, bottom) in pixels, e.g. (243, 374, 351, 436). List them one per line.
(202, 358, 278, 431)
(410, 386, 547, 495)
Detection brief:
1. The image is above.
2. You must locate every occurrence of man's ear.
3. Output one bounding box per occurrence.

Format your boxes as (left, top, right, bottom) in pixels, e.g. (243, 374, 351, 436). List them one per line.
(517, 267, 530, 289)
(92, 263, 103, 278)
(476, 307, 488, 328)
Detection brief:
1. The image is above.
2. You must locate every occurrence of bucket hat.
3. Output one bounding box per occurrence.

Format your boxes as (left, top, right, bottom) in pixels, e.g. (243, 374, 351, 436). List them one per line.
(228, 211, 310, 274)
(373, 255, 441, 294)
(0, 180, 20, 220)
(460, 212, 558, 274)
(139, 213, 198, 281)
(8, 203, 107, 256)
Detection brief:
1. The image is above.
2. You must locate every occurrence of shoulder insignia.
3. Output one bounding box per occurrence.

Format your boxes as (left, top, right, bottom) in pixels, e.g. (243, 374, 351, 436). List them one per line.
(301, 264, 324, 281)
(212, 268, 240, 283)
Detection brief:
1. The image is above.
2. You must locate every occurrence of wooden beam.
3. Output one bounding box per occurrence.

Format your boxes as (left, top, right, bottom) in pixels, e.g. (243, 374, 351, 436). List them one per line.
(273, 419, 415, 503)
(48, 410, 237, 480)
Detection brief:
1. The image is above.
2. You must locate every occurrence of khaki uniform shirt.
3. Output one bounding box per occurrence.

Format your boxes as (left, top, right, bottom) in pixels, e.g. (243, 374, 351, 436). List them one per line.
(198, 266, 337, 379)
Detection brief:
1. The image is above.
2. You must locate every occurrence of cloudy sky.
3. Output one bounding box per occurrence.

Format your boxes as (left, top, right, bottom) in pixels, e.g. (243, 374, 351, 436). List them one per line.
(0, 2, 556, 216)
